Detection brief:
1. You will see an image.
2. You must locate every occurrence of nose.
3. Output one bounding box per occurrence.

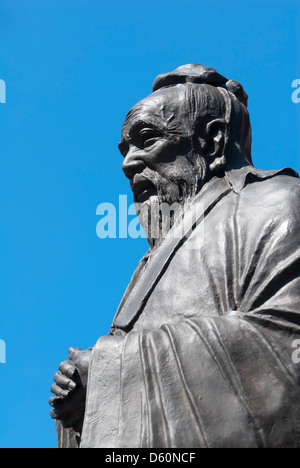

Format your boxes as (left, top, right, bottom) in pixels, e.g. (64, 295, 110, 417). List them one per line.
(122, 150, 146, 180)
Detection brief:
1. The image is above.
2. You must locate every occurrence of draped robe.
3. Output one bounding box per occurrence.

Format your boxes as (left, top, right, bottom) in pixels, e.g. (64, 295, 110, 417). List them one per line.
(57, 165, 300, 448)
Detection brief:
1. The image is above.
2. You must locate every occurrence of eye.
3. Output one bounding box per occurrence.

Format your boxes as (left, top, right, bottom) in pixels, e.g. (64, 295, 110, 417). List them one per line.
(139, 128, 161, 148)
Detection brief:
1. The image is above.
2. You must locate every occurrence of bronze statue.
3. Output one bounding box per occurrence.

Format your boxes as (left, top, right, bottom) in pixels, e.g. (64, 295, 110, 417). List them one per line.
(50, 64, 300, 448)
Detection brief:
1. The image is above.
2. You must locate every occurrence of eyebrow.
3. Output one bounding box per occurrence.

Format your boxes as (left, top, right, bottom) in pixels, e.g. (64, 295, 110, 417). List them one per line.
(118, 139, 128, 156)
(119, 120, 164, 155)
(128, 119, 163, 137)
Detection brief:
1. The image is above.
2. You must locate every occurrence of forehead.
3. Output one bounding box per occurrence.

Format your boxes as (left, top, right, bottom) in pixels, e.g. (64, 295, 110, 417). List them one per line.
(121, 86, 192, 138)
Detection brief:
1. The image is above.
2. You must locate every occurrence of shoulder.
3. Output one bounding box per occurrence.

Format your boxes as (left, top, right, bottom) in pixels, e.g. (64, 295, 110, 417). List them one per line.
(243, 169, 299, 203)
(239, 169, 300, 226)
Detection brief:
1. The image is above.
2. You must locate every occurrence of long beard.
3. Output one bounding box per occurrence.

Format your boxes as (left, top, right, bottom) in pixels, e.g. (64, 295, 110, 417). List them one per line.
(135, 155, 211, 249)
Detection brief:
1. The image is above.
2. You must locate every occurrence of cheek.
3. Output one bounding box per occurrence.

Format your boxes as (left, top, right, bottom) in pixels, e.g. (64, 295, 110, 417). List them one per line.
(157, 156, 201, 186)
(144, 139, 182, 170)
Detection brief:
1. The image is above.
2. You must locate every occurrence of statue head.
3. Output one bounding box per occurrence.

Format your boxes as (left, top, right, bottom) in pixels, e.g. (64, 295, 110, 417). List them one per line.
(119, 64, 252, 246)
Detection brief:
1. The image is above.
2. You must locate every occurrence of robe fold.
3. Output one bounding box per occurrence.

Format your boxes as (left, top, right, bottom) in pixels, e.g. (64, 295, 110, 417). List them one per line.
(58, 165, 300, 448)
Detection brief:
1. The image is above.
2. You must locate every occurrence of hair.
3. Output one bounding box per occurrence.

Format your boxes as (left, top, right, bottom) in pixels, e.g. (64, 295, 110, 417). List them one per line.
(152, 64, 252, 165)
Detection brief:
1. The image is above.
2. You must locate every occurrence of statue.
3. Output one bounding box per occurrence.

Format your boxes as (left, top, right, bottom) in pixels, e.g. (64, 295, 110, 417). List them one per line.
(49, 64, 300, 448)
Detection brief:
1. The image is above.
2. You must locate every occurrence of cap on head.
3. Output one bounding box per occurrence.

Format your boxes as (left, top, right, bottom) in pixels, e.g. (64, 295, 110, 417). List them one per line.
(152, 64, 248, 107)
(152, 64, 252, 166)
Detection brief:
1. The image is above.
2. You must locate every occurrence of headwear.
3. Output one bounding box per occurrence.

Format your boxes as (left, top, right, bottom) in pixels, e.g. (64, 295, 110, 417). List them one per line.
(152, 64, 252, 166)
(152, 64, 248, 108)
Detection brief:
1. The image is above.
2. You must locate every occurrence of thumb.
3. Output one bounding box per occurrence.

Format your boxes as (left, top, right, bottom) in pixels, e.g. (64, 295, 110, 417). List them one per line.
(68, 347, 82, 360)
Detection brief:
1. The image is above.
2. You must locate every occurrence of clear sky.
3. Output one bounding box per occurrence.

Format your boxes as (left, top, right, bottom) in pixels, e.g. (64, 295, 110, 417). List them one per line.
(0, 0, 299, 448)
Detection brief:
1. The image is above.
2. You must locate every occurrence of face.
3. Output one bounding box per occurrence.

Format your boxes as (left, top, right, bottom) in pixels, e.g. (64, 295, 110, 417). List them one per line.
(119, 86, 209, 208)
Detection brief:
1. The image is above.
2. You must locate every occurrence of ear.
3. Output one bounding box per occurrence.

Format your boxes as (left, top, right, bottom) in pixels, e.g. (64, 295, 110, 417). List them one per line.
(202, 119, 228, 172)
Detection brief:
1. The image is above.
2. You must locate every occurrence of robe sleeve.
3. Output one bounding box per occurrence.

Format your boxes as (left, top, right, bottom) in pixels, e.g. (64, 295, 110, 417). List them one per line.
(80, 176, 300, 448)
(55, 421, 80, 448)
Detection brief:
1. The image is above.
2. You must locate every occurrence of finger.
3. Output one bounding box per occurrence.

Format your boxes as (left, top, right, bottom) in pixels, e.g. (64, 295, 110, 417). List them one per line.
(54, 371, 76, 390)
(49, 408, 66, 421)
(58, 360, 77, 379)
(49, 407, 76, 429)
(50, 383, 70, 398)
(49, 396, 67, 408)
(49, 396, 57, 407)
(49, 407, 70, 421)
(69, 347, 82, 360)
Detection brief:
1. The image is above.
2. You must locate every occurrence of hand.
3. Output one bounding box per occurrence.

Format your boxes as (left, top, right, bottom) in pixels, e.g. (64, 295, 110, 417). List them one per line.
(49, 347, 92, 433)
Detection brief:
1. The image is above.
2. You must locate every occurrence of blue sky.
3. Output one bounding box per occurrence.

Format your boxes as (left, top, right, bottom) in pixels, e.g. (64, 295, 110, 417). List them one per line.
(0, 0, 299, 448)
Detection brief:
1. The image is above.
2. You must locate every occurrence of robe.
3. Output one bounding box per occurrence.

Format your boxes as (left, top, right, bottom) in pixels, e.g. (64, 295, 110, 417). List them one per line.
(57, 165, 300, 448)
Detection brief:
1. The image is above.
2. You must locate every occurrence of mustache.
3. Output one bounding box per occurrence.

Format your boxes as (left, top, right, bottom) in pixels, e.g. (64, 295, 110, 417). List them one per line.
(131, 168, 161, 188)
(130, 168, 161, 203)
(130, 154, 210, 205)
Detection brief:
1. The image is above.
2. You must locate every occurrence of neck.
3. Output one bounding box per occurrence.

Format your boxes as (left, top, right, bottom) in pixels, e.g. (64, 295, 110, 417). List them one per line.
(225, 144, 251, 171)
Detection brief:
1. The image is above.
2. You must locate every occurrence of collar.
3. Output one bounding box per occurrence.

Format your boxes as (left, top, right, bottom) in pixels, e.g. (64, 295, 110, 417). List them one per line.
(225, 165, 299, 194)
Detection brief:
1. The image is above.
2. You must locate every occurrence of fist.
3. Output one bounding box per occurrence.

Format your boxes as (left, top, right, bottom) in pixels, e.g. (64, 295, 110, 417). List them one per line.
(49, 347, 92, 433)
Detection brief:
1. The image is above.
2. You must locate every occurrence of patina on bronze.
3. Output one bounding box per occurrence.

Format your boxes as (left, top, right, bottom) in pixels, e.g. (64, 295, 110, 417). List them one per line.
(50, 64, 300, 448)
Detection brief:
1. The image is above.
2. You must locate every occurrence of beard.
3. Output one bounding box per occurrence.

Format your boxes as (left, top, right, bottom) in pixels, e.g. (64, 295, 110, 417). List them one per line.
(133, 153, 211, 249)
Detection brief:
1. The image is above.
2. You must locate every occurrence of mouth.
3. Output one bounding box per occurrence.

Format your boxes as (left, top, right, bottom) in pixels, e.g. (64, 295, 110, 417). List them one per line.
(131, 177, 157, 203)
